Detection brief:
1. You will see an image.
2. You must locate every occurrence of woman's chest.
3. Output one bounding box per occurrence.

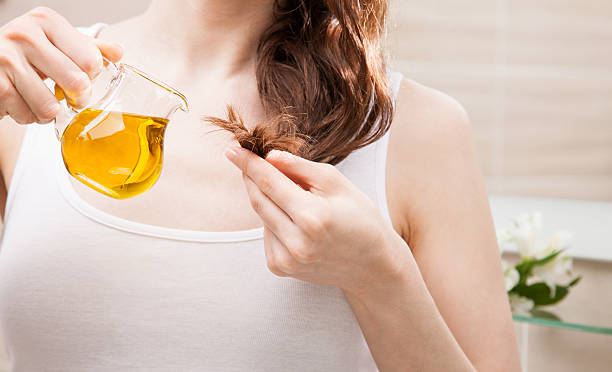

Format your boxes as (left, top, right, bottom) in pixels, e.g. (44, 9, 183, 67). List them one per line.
(0, 225, 374, 370)
(0, 121, 383, 370)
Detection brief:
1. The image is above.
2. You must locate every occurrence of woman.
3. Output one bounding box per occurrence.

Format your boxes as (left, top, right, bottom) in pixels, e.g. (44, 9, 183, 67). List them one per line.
(0, 1, 521, 371)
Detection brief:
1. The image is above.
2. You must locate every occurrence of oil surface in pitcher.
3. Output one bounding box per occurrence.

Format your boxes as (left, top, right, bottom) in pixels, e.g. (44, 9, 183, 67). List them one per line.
(61, 108, 169, 199)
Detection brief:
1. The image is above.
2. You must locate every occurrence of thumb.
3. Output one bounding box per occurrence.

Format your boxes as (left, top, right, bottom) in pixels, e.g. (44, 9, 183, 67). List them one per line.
(265, 150, 336, 192)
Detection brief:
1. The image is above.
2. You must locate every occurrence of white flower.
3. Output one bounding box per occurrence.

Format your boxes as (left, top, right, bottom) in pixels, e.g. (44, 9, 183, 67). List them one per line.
(512, 212, 543, 259)
(546, 231, 573, 253)
(502, 259, 519, 291)
(496, 228, 514, 253)
(497, 212, 577, 304)
(509, 294, 534, 316)
(497, 212, 572, 260)
(532, 249, 574, 297)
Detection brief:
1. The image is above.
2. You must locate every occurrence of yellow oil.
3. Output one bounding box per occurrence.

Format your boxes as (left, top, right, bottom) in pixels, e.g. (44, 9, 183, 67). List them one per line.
(61, 108, 169, 199)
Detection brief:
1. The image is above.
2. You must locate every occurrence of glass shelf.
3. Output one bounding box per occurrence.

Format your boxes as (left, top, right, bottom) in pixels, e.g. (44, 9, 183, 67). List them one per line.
(513, 313, 612, 335)
(503, 251, 612, 336)
(512, 307, 612, 372)
(510, 276, 612, 335)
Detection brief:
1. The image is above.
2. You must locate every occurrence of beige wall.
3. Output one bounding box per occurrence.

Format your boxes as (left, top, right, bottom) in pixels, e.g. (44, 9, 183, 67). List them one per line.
(387, 0, 612, 201)
(0, 1, 611, 371)
(0, 0, 148, 25)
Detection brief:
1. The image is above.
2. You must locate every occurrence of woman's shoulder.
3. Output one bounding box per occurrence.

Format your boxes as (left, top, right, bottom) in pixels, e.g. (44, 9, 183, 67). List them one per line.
(390, 78, 471, 142)
(385, 78, 478, 240)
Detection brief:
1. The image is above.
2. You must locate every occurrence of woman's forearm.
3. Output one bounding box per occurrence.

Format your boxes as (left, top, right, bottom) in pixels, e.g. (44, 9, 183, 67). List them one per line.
(343, 237, 476, 372)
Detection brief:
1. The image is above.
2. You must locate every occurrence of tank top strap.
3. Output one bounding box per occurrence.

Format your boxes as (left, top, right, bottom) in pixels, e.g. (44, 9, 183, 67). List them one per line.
(334, 70, 403, 224)
(388, 70, 403, 104)
(375, 70, 403, 223)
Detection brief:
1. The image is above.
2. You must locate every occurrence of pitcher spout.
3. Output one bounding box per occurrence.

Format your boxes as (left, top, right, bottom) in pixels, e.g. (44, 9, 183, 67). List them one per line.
(174, 90, 190, 113)
(121, 63, 190, 117)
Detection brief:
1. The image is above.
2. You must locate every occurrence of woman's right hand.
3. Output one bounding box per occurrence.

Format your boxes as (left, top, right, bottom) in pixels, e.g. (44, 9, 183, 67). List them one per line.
(0, 7, 123, 124)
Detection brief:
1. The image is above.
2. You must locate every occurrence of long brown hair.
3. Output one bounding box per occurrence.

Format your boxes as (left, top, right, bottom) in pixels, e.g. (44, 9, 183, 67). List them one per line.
(206, 0, 394, 165)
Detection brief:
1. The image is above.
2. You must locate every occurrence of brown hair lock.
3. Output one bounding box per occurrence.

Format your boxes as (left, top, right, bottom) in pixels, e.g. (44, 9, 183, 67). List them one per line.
(206, 0, 394, 164)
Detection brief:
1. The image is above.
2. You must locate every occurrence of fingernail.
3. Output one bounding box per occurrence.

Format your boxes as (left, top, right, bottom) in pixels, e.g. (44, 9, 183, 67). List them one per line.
(51, 101, 61, 116)
(225, 146, 239, 161)
(267, 150, 288, 160)
(91, 54, 104, 78)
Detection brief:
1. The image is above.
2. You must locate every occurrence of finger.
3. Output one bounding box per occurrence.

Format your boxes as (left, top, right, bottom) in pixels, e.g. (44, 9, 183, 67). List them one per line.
(22, 33, 92, 109)
(28, 8, 105, 80)
(265, 227, 302, 276)
(226, 146, 309, 219)
(92, 38, 123, 63)
(243, 173, 298, 237)
(265, 150, 340, 193)
(30, 8, 122, 79)
(263, 228, 287, 277)
(2, 84, 38, 124)
(246, 175, 321, 265)
(10, 57, 61, 122)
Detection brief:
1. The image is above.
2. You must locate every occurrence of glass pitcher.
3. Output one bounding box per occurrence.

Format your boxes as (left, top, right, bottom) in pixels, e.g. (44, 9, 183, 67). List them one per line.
(54, 58, 189, 200)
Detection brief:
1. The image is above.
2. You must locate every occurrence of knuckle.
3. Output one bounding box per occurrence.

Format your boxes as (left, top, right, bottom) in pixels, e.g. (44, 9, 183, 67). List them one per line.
(36, 99, 59, 122)
(258, 176, 274, 195)
(0, 79, 13, 100)
(0, 52, 19, 71)
(276, 256, 298, 274)
(80, 50, 103, 77)
(25, 115, 38, 124)
(3, 26, 37, 47)
(317, 207, 332, 229)
(249, 197, 264, 214)
(290, 240, 317, 264)
(297, 211, 318, 230)
(13, 113, 34, 125)
(65, 71, 90, 96)
(27, 7, 58, 21)
(297, 210, 325, 235)
(266, 260, 286, 277)
(11, 115, 24, 124)
(243, 158, 255, 174)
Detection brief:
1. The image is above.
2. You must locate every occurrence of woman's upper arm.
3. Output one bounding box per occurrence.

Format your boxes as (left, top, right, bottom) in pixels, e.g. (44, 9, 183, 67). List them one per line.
(0, 116, 26, 219)
(386, 79, 521, 370)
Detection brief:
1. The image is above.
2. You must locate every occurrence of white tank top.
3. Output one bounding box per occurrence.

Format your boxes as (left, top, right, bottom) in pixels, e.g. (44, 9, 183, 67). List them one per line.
(0, 23, 403, 372)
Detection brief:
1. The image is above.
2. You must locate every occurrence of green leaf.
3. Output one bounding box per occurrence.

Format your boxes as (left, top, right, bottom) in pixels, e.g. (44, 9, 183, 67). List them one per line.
(532, 249, 565, 266)
(568, 276, 582, 287)
(513, 282, 570, 306)
(513, 249, 565, 287)
(514, 262, 533, 286)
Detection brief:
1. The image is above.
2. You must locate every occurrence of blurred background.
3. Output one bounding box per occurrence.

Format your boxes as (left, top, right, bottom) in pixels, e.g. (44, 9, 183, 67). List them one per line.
(1, 0, 611, 371)
(388, 1, 612, 202)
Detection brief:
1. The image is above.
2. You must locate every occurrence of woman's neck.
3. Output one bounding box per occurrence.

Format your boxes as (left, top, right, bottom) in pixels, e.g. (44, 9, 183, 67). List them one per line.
(139, 0, 275, 76)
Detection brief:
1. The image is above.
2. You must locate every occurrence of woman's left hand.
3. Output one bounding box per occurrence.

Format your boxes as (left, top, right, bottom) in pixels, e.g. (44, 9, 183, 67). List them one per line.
(225, 146, 411, 299)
